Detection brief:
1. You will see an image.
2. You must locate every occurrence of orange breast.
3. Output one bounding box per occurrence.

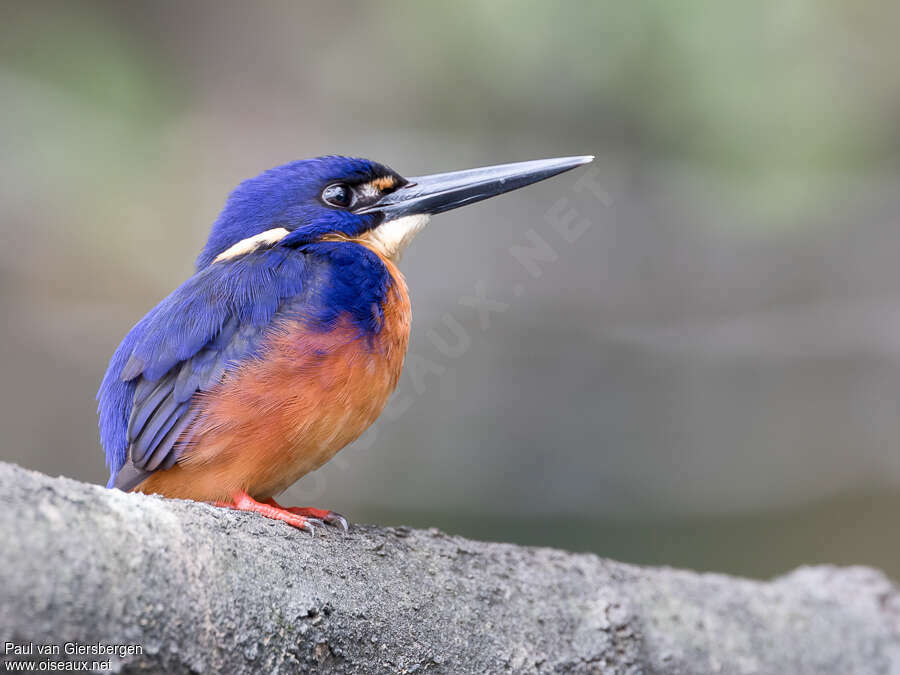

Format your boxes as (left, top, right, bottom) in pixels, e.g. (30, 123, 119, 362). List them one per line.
(136, 252, 410, 502)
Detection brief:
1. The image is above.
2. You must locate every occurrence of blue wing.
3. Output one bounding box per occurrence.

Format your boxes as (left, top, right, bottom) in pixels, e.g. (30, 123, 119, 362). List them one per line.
(97, 247, 310, 489)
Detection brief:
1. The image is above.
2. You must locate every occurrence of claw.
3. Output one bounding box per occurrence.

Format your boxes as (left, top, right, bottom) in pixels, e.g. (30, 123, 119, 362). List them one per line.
(305, 517, 327, 531)
(326, 512, 349, 532)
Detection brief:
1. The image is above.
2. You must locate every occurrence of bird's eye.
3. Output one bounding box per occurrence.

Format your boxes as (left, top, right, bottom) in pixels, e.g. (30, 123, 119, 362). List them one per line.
(321, 183, 354, 209)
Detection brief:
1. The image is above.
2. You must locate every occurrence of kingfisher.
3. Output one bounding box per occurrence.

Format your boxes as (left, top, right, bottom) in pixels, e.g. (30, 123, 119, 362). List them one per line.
(98, 154, 593, 533)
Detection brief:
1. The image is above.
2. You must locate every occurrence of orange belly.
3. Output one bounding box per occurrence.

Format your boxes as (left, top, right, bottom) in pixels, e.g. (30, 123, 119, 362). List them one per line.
(136, 255, 410, 502)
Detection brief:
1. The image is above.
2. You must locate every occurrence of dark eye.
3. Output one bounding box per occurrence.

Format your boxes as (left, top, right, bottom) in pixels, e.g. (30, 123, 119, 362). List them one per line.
(321, 183, 354, 208)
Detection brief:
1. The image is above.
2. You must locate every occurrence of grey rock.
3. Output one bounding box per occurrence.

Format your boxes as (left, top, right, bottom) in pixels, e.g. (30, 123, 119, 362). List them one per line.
(0, 462, 897, 674)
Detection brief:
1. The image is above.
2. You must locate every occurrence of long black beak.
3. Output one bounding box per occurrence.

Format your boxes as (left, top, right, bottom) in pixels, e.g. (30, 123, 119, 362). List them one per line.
(357, 155, 594, 219)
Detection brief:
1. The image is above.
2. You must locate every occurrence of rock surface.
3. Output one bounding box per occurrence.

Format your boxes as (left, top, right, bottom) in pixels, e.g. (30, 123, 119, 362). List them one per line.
(0, 462, 898, 674)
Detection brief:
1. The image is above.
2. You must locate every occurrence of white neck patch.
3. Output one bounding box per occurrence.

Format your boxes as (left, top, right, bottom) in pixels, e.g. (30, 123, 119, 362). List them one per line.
(361, 214, 430, 262)
(213, 227, 290, 263)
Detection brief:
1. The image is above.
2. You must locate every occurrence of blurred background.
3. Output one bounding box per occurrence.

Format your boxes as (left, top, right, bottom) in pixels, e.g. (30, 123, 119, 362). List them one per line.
(2, 0, 899, 580)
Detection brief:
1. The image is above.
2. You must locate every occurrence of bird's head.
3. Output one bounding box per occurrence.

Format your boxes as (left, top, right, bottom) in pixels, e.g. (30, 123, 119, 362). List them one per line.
(197, 154, 593, 269)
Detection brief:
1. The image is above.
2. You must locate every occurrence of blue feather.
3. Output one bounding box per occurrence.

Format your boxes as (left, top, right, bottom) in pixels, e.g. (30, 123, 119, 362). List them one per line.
(136, 400, 189, 470)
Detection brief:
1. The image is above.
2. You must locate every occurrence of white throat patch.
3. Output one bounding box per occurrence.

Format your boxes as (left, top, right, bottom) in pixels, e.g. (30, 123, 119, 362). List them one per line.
(361, 214, 430, 262)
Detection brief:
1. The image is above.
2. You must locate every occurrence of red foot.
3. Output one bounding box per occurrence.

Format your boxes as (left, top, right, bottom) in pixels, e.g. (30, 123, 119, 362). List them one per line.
(214, 491, 317, 534)
(264, 498, 349, 532)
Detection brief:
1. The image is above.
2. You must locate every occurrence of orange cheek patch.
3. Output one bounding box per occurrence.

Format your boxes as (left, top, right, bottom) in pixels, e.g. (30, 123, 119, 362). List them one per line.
(368, 176, 397, 192)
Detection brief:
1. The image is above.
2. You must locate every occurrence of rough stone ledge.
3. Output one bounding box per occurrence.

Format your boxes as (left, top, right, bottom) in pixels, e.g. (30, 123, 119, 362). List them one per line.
(0, 462, 897, 674)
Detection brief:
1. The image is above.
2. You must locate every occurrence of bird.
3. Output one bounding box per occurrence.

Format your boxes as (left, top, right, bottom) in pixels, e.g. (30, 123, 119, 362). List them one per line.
(98, 154, 593, 533)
